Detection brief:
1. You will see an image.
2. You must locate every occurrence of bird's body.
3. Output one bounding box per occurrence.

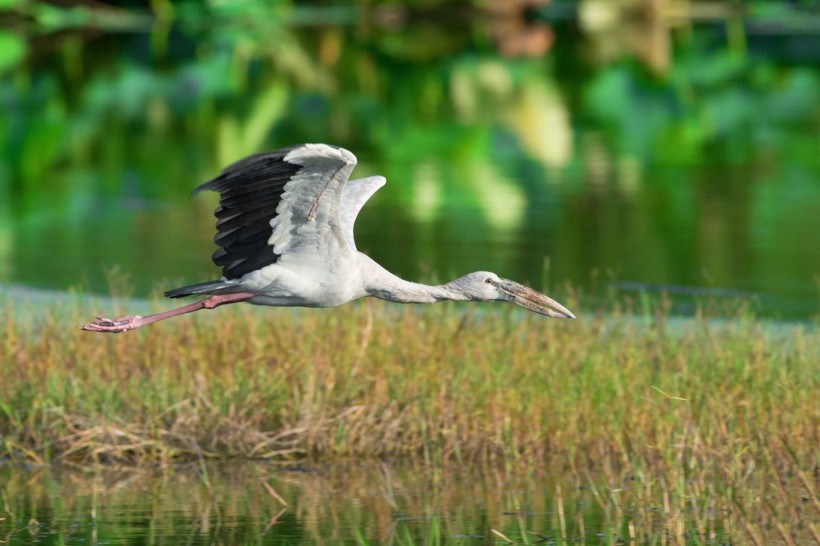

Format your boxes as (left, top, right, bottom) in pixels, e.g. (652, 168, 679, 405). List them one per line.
(82, 144, 574, 333)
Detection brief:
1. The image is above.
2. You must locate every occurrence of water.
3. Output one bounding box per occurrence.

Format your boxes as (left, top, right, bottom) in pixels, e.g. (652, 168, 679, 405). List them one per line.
(1, 5, 818, 319)
(0, 462, 723, 545)
(0, 463, 565, 545)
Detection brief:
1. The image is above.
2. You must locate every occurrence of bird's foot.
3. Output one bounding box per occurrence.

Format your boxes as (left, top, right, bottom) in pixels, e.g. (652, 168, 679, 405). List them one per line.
(81, 315, 144, 333)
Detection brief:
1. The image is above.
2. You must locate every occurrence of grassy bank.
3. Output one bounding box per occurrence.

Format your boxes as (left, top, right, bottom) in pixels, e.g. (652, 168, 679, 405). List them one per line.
(1, 292, 818, 542)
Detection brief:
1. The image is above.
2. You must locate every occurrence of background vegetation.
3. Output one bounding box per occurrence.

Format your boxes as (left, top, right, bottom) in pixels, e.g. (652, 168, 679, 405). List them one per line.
(1, 0, 818, 317)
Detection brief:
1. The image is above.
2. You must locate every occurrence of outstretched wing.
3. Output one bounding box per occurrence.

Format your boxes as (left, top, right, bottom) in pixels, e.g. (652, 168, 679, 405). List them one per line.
(339, 176, 386, 251)
(195, 143, 358, 280)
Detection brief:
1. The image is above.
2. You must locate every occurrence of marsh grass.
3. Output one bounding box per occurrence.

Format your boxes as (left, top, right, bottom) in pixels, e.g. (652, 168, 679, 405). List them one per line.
(0, 291, 818, 543)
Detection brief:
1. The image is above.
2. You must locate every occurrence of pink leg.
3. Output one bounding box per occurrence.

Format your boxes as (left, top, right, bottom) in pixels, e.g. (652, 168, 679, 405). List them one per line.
(80, 292, 257, 333)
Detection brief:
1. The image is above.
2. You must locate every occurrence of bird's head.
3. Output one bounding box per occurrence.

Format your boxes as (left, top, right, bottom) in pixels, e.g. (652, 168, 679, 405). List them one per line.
(448, 272, 575, 319)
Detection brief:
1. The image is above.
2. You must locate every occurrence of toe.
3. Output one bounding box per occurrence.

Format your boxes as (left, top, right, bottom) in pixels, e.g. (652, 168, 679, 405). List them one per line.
(81, 315, 143, 333)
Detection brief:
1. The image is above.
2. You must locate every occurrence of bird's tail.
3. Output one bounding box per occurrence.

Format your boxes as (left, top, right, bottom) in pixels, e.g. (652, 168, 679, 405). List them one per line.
(164, 280, 239, 299)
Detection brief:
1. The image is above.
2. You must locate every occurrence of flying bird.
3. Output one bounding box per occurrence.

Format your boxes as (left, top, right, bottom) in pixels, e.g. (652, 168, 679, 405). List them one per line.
(82, 144, 574, 333)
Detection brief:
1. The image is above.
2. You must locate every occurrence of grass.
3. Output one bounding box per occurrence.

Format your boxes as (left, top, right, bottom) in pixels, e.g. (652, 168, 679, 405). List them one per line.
(0, 289, 818, 543)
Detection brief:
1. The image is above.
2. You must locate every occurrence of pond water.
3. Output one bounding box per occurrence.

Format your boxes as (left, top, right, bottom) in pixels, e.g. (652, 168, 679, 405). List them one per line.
(1, 5, 818, 319)
(0, 462, 725, 545)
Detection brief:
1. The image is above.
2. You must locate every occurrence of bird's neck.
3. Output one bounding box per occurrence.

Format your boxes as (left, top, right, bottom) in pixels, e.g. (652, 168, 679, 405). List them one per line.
(359, 255, 466, 304)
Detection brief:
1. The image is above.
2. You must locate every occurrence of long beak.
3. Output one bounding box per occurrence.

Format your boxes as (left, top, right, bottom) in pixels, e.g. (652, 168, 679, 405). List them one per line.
(499, 280, 576, 319)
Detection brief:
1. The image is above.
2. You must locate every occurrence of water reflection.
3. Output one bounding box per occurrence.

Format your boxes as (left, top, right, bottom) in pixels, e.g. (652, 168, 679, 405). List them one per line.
(0, 3, 818, 318)
(0, 461, 727, 545)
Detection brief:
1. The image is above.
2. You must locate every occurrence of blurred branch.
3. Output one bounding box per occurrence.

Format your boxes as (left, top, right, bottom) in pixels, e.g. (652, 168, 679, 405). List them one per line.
(2, 0, 153, 32)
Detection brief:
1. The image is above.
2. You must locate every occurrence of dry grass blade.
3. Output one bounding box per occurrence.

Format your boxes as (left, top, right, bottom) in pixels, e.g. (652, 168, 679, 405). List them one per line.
(491, 528, 515, 543)
(808, 522, 820, 545)
(263, 507, 288, 534)
(260, 480, 288, 506)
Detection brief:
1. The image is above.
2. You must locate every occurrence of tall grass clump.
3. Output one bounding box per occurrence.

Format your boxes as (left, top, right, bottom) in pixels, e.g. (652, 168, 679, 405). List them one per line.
(1, 291, 817, 542)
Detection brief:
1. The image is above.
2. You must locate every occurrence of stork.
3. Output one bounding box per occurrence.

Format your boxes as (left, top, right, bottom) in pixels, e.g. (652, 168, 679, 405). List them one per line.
(81, 144, 574, 333)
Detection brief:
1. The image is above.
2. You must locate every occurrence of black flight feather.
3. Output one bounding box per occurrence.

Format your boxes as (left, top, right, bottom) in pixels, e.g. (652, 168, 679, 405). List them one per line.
(195, 146, 302, 279)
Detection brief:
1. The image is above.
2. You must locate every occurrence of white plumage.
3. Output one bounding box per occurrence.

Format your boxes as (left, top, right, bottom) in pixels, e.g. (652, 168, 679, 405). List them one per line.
(338, 175, 386, 251)
(82, 143, 574, 333)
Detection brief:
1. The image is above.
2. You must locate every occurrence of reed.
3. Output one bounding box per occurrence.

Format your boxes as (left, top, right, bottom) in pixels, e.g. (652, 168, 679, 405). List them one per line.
(0, 291, 817, 542)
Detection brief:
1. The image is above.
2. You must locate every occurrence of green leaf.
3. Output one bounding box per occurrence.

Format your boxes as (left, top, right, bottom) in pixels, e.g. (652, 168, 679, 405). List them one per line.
(0, 31, 25, 73)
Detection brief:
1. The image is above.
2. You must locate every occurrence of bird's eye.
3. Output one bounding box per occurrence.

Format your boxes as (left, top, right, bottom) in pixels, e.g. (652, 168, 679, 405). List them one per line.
(485, 278, 493, 284)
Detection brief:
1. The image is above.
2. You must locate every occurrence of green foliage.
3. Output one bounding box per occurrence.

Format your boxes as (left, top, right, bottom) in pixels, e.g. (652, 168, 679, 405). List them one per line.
(0, 2, 818, 321)
(1, 15, 818, 318)
(0, 31, 24, 74)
